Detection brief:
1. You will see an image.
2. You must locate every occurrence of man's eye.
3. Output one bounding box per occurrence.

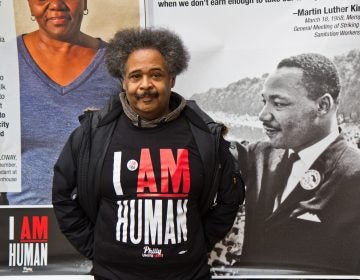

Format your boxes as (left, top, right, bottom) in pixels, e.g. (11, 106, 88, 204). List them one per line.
(129, 74, 141, 80)
(261, 99, 266, 105)
(152, 73, 162, 79)
(274, 102, 286, 107)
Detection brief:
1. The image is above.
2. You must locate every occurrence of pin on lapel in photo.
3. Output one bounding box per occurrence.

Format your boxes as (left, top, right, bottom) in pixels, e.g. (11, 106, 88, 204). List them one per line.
(300, 169, 321, 190)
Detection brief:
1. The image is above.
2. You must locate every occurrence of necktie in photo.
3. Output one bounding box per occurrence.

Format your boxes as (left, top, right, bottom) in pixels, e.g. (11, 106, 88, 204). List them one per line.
(273, 151, 299, 211)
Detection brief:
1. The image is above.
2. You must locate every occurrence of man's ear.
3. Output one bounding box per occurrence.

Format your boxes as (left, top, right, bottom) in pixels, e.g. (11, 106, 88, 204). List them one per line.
(317, 93, 333, 115)
(171, 77, 176, 88)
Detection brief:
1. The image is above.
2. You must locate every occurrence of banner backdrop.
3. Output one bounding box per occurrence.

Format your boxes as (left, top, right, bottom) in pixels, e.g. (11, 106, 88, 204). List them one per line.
(140, 0, 360, 278)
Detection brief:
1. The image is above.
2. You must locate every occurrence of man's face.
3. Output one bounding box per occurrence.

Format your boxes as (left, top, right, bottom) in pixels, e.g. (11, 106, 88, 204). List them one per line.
(259, 67, 320, 151)
(122, 48, 175, 121)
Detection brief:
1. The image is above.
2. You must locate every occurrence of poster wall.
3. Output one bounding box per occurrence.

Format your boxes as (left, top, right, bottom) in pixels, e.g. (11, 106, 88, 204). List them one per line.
(140, 0, 360, 278)
(1, 0, 360, 278)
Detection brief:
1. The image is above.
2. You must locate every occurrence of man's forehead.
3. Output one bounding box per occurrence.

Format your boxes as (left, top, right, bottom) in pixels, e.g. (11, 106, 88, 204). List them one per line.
(125, 49, 168, 74)
(260, 67, 309, 100)
(128, 66, 164, 73)
(265, 67, 304, 88)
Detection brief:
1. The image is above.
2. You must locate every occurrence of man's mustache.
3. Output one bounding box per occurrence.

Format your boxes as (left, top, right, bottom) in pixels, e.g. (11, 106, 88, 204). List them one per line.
(135, 91, 159, 100)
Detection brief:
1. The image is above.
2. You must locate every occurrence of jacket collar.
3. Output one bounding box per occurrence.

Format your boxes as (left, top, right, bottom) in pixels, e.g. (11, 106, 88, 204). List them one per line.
(95, 92, 212, 134)
(120, 91, 187, 128)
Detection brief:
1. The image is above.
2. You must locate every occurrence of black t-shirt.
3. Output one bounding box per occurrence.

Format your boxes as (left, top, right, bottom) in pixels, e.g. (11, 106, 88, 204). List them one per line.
(93, 114, 210, 280)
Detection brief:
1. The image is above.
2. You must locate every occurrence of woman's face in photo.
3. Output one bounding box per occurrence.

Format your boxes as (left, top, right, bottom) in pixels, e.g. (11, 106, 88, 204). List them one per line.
(27, 0, 87, 40)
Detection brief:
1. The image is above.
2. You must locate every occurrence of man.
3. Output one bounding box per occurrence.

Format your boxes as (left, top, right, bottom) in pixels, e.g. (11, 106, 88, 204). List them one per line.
(239, 53, 360, 274)
(52, 28, 244, 280)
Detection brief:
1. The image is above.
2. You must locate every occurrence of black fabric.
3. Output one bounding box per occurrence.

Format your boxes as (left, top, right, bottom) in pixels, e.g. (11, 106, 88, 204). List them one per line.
(94, 274, 211, 280)
(93, 114, 208, 279)
(0, 193, 8, 205)
(93, 261, 211, 280)
(273, 151, 300, 211)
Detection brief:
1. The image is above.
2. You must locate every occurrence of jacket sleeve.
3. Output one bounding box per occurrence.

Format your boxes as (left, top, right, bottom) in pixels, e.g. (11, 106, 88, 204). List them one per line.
(52, 127, 95, 260)
(202, 138, 245, 251)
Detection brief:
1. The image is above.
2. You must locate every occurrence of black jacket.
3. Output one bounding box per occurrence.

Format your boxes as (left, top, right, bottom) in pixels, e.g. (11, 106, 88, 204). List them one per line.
(52, 93, 244, 259)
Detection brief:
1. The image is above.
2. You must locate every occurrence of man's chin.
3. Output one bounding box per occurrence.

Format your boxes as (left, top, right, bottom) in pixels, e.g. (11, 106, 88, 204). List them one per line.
(267, 137, 287, 149)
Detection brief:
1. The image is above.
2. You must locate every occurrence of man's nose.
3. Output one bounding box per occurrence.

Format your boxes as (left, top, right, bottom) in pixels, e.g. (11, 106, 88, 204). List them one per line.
(139, 76, 153, 89)
(259, 104, 273, 122)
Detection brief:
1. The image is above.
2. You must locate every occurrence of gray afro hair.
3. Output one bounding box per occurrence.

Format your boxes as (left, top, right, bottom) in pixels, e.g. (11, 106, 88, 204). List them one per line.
(105, 27, 190, 79)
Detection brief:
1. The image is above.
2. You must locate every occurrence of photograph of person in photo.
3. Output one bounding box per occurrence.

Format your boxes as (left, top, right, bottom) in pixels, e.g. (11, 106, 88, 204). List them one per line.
(7, 0, 120, 205)
(237, 53, 360, 274)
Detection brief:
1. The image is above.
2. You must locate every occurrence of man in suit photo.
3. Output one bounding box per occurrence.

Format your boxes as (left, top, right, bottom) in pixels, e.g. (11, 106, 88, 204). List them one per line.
(238, 53, 360, 275)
